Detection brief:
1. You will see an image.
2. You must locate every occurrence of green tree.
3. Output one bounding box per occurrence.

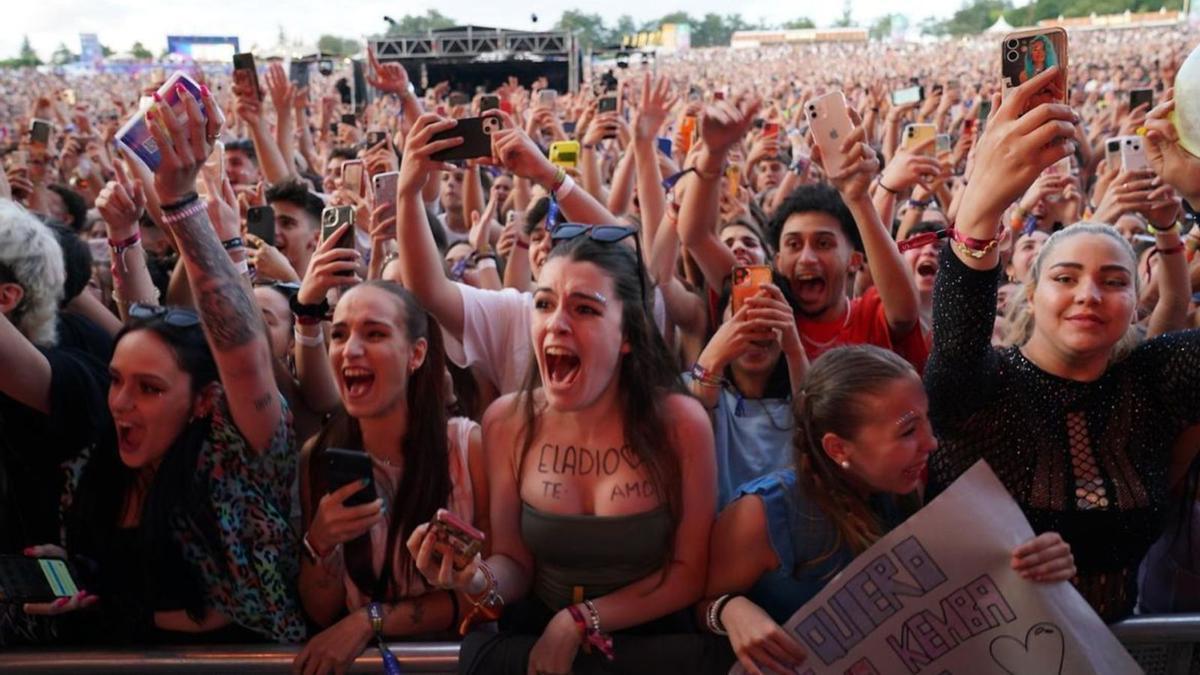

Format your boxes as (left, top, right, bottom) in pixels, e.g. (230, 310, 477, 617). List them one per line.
(19, 35, 42, 66)
(50, 42, 76, 65)
(386, 10, 457, 36)
(100, 43, 114, 57)
(833, 0, 855, 27)
(783, 17, 817, 29)
(129, 41, 153, 60)
(317, 35, 362, 57)
(869, 14, 902, 39)
(555, 10, 612, 48)
(614, 14, 639, 38)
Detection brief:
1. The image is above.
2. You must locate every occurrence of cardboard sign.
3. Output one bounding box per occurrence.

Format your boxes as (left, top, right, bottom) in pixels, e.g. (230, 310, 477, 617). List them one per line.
(733, 461, 1141, 675)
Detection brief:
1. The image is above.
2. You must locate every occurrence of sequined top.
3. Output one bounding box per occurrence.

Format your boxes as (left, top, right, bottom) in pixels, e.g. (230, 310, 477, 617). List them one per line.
(924, 249, 1200, 622)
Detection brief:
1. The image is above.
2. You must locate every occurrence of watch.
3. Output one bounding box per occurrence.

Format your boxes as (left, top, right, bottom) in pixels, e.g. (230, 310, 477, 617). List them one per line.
(289, 293, 330, 320)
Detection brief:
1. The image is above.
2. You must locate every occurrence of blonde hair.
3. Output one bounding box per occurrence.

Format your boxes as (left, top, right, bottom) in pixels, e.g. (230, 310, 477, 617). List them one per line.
(1018, 222, 1140, 360)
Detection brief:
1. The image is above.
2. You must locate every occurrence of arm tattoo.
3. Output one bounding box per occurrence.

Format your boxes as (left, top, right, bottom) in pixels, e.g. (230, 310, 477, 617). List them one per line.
(170, 210, 264, 351)
(253, 393, 273, 411)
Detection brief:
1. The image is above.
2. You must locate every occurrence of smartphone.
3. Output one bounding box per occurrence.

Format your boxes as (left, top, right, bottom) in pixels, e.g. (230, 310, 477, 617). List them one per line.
(341, 160, 365, 197)
(321, 206, 356, 248)
(726, 164, 741, 199)
(1001, 28, 1068, 116)
(597, 94, 619, 114)
(30, 119, 53, 150)
(429, 116, 502, 162)
(366, 128, 388, 147)
(902, 124, 937, 156)
(246, 205, 275, 247)
(1104, 137, 1121, 167)
(1046, 156, 1072, 176)
(232, 53, 262, 101)
(763, 122, 781, 140)
(805, 92, 854, 175)
(538, 89, 558, 107)
(656, 136, 673, 157)
(688, 85, 702, 102)
(448, 91, 469, 107)
(549, 140, 580, 168)
(340, 113, 357, 128)
(891, 85, 924, 106)
(324, 448, 377, 508)
(0, 556, 82, 604)
(289, 60, 310, 90)
(1118, 135, 1149, 171)
(431, 508, 486, 569)
(373, 171, 399, 226)
(935, 133, 953, 155)
(479, 94, 500, 112)
(731, 265, 773, 314)
(977, 99, 993, 121)
(679, 115, 698, 156)
(1129, 88, 1154, 111)
(714, 90, 726, 101)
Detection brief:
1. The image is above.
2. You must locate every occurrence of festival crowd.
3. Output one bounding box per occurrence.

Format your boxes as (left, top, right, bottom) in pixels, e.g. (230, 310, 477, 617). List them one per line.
(0, 22, 1199, 675)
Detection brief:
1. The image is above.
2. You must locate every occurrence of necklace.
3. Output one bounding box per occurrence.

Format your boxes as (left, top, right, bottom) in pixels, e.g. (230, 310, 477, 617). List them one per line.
(799, 302, 852, 351)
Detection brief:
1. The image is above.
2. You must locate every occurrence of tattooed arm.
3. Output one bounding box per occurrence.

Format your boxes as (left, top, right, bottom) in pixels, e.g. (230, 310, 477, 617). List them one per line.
(147, 82, 282, 453)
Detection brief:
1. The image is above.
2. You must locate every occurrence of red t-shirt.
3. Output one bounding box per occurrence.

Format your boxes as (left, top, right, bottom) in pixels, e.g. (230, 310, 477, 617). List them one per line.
(795, 287, 929, 373)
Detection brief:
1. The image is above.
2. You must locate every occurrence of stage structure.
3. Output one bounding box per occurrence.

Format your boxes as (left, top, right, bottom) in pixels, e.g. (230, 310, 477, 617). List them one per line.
(370, 26, 579, 95)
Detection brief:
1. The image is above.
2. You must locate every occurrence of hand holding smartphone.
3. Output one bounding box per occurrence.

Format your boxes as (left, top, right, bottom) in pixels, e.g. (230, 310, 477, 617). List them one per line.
(1000, 28, 1068, 116)
(232, 53, 262, 101)
(804, 92, 855, 176)
(324, 448, 377, 508)
(731, 265, 773, 314)
(430, 509, 485, 569)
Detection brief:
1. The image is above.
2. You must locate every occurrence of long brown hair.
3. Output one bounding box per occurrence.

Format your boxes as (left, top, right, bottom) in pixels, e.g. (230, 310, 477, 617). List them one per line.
(516, 236, 685, 528)
(792, 345, 918, 570)
(307, 282, 450, 598)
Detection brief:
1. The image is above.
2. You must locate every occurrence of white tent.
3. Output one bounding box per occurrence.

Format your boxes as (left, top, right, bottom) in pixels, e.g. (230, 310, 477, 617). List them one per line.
(986, 16, 1015, 33)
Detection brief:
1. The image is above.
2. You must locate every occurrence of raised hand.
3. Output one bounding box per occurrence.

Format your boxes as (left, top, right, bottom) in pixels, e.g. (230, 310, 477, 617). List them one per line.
(700, 95, 763, 158)
(95, 162, 146, 237)
(145, 82, 222, 205)
(397, 113, 462, 196)
(1144, 89, 1200, 206)
(263, 62, 296, 115)
(634, 74, 678, 143)
(367, 47, 412, 95)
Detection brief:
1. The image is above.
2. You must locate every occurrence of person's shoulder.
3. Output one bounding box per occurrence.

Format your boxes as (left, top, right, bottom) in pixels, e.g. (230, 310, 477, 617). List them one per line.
(735, 468, 798, 501)
(481, 391, 528, 435)
(664, 391, 710, 428)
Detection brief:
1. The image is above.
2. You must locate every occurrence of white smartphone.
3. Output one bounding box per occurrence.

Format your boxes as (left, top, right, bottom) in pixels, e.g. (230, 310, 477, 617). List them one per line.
(341, 160, 365, 197)
(804, 92, 855, 176)
(1117, 135, 1148, 172)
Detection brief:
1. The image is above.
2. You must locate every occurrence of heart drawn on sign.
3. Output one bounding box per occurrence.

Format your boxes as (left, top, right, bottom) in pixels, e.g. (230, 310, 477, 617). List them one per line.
(989, 622, 1065, 675)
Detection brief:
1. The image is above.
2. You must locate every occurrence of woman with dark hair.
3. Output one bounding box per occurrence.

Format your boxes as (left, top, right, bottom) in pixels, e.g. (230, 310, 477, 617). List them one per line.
(22, 85, 303, 643)
(408, 229, 719, 674)
(701, 346, 1075, 675)
(292, 277, 488, 675)
(688, 274, 806, 507)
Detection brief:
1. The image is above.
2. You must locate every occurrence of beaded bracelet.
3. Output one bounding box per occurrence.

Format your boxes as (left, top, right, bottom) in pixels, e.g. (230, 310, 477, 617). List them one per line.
(161, 199, 207, 225)
(690, 362, 726, 388)
(707, 594, 734, 636)
(567, 603, 615, 660)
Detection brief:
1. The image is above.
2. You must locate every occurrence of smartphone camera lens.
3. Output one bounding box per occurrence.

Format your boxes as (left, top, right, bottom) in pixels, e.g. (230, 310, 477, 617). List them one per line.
(1005, 39, 1020, 51)
(1006, 49, 1021, 63)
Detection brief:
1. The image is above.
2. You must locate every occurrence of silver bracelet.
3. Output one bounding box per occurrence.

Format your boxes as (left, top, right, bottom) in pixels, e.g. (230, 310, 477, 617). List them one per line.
(708, 594, 733, 636)
(294, 326, 325, 348)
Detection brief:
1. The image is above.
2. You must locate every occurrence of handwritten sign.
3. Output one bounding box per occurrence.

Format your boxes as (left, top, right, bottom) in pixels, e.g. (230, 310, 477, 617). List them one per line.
(733, 461, 1141, 675)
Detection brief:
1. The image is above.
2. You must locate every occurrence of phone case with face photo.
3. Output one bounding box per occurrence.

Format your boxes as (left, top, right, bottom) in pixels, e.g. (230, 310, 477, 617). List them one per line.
(1000, 28, 1068, 116)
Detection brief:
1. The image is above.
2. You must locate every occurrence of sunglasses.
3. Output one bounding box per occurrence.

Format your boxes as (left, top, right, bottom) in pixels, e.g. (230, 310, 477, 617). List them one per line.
(128, 303, 201, 328)
(549, 223, 649, 314)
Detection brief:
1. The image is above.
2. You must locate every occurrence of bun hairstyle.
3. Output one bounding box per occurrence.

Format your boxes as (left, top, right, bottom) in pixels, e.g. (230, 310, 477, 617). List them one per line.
(792, 345, 918, 569)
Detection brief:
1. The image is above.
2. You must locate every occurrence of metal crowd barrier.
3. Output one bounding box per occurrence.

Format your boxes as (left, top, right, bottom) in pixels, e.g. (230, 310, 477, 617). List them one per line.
(4, 615, 1200, 673)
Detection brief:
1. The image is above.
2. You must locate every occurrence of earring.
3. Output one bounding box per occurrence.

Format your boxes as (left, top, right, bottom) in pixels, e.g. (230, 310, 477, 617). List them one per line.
(840, 460, 850, 469)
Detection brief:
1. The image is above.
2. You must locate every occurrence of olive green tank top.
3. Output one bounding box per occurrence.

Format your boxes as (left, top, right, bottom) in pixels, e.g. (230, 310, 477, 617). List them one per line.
(520, 503, 673, 610)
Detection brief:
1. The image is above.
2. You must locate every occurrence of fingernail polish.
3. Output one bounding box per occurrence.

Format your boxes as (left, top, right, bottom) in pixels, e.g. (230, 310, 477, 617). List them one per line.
(53, 597, 68, 607)
(361, 477, 371, 487)
(200, 85, 210, 97)
(153, 92, 162, 103)
(145, 109, 154, 121)
(23, 547, 33, 556)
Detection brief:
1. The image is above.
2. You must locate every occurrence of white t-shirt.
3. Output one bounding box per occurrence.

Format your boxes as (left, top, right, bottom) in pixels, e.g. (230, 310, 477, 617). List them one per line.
(453, 283, 668, 396)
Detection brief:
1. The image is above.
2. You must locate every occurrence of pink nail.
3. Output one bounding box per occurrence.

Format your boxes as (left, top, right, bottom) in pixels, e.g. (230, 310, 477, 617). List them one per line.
(200, 85, 210, 97)
(146, 109, 155, 121)
(152, 92, 162, 102)
(23, 547, 34, 556)
(175, 83, 186, 95)
(52, 597, 69, 607)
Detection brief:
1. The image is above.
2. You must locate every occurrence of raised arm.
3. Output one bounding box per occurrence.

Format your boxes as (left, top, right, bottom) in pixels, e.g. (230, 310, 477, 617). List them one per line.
(264, 63, 298, 177)
(678, 96, 763, 290)
(147, 86, 282, 452)
(96, 162, 158, 321)
(631, 74, 678, 251)
(395, 114, 468, 339)
(231, 79, 292, 186)
(813, 111, 919, 337)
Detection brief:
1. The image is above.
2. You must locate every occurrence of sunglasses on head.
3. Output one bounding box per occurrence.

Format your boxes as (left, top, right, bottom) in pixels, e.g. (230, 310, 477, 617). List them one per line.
(549, 223, 649, 314)
(128, 303, 201, 328)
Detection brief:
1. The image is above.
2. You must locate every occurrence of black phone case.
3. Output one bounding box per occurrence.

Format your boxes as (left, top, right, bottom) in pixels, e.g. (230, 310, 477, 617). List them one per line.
(325, 448, 377, 507)
(247, 206, 275, 247)
(0, 556, 78, 604)
(430, 117, 499, 162)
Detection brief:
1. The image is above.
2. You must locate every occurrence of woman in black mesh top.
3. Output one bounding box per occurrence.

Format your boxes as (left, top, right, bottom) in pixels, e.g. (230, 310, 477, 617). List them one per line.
(924, 69, 1200, 621)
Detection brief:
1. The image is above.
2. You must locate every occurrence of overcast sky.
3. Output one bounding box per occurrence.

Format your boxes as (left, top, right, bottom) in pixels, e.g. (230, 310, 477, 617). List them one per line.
(5, 0, 972, 59)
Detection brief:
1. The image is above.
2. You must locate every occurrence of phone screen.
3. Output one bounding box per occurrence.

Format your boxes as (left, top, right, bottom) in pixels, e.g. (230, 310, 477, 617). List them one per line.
(891, 86, 924, 106)
(1129, 89, 1154, 111)
(247, 205, 275, 247)
(232, 53, 262, 101)
(598, 95, 618, 113)
(341, 161, 364, 197)
(30, 119, 52, 147)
